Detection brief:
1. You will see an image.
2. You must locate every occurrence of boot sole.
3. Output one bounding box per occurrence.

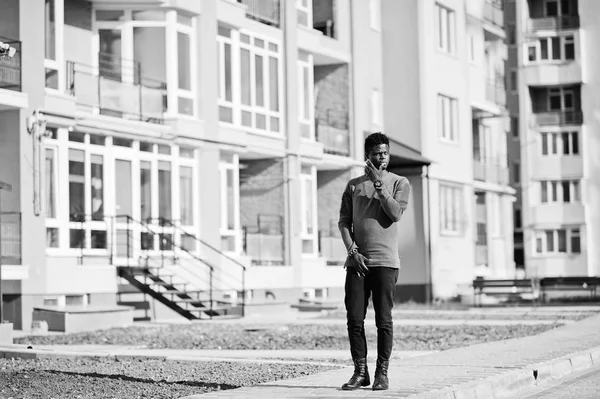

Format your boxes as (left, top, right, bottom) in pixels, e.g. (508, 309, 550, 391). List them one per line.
(341, 379, 371, 390)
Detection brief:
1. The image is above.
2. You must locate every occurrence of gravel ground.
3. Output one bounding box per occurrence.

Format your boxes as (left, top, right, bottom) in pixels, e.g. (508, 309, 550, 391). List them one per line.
(15, 323, 561, 351)
(0, 357, 339, 399)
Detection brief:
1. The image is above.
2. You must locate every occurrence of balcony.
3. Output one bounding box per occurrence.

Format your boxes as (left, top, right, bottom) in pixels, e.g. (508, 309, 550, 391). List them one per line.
(527, 16, 580, 32)
(238, 0, 280, 28)
(531, 110, 583, 127)
(66, 55, 166, 124)
(473, 159, 509, 186)
(0, 37, 21, 92)
(1, 212, 21, 265)
(485, 79, 506, 107)
(315, 109, 350, 157)
(484, 0, 504, 28)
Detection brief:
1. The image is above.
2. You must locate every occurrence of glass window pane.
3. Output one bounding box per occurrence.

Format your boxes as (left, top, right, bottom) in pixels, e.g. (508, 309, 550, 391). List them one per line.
(241, 49, 251, 105)
(540, 39, 548, 60)
(140, 142, 153, 152)
(551, 37, 561, 60)
(96, 10, 125, 21)
(572, 132, 579, 154)
(546, 1, 558, 16)
(140, 161, 152, 222)
(562, 181, 570, 202)
(224, 43, 232, 101)
(546, 230, 554, 252)
(219, 106, 233, 123)
(157, 144, 171, 155)
(269, 57, 279, 111)
(47, 228, 59, 248)
(557, 230, 567, 252)
(541, 181, 548, 202)
(158, 161, 172, 220)
(91, 230, 107, 249)
(218, 26, 231, 37)
(177, 32, 191, 91)
(134, 27, 166, 83)
(99, 30, 122, 80)
(132, 10, 165, 21)
(551, 181, 558, 201)
(536, 237, 543, 253)
(115, 160, 132, 217)
(70, 229, 85, 249)
(305, 179, 314, 234)
(528, 46, 536, 61)
(564, 92, 573, 109)
(45, 0, 56, 60)
(571, 230, 581, 253)
(178, 97, 194, 115)
(45, 149, 56, 218)
(551, 133, 558, 153)
(573, 181, 580, 201)
(255, 55, 264, 107)
(179, 147, 195, 158)
(69, 149, 85, 222)
(45, 68, 59, 89)
(541, 133, 548, 155)
(91, 155, 104, 221)
(303, 66, 310, 119)
(226, 169, 235, 230)
(564, 40, 575, 60)
(180, 166, 194, 226)
(177, 13, 193, 26)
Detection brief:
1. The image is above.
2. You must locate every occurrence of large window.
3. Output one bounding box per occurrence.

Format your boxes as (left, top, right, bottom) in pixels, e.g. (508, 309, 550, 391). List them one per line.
(439, 184, 463, 235)
(548, 87, 574, 111)
(219, 153, 240, 253)
(44, 0, 63, 90)
(298, 51, 314, 139)
(300, 165, 318, 255)
(44, 131, 198, 256)
(527, 36, 575, 63)
(535, 228, 581, 254)
(435, 4, 456, 54)
(540, 131, 579, 156)
(95, 9, 196, 117)
(438, 94, 458, 142)
(217, 28, 282, 134)
(539, 180, 581, 203)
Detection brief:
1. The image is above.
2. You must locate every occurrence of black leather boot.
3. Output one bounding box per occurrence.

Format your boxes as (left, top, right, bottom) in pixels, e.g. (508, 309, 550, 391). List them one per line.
(372, 358, 389, 390)
(341, 358, 370, 390)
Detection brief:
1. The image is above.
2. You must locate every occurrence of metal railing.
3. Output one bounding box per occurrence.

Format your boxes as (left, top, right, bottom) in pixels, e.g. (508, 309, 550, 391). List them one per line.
(473, 158, 509, 185)
(483, 0, 504, 28)
(0, 37, 21, 92)
(527, 16, 580, 32)
(66, 55, 167, 124)
(531, 110, 583, 127)
(486, 79, 506, 107)
(242, 214, 284, 266)
(238, 0, 280, 27)
(315, 109, 350, 156)
(0, 212, 21, 265)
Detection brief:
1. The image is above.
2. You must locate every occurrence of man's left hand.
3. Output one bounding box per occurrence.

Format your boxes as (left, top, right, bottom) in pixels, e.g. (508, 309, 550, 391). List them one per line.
(365, 160, 383, 183)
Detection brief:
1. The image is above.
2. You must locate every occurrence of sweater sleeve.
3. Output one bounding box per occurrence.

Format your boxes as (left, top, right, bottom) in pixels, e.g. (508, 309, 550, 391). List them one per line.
(338, 182, 353, 231)
(378, 177, 410, 222)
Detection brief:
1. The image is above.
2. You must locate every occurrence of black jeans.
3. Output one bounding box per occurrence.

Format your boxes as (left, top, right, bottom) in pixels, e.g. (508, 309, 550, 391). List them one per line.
(344, 267, 399, 361)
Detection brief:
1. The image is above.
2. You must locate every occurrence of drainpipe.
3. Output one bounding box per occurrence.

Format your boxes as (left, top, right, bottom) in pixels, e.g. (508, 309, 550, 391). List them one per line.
(424, 165, 433, 303)
(27, 110, 51, 216)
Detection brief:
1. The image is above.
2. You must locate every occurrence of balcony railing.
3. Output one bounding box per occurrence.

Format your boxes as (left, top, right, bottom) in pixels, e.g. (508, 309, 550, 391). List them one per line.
(0, 37, 21, 92)
(531, 110, 583, 127)
(242, 214, 284, 266)
(238, 0, 280, 28)
(483, 0, 504, 28)
(486, 79, 506, 107)
(315, 109, 350, 157)
(527, 16, 580, 32)
(66, 57, 167, 124)
(473, 159, 509, 185)
(1, 212, 21, 265)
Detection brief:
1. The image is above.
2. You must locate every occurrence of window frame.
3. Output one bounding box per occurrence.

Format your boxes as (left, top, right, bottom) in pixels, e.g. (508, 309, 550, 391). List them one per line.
(539, 179, 581, 204)
(525, 35, 576, 64)
(44, 0, 65, 91)
(439, 183, 463, 236)
(219, 153, 241, 254)
(298, 51, 315, 140)
(437, 94, 459, 143)
(299, 165, 318, 256)
(296, 0, 313, 28)
(534, 227, 582, 255)
(540, 131, 579, 156)
(435, 3, 456, 55)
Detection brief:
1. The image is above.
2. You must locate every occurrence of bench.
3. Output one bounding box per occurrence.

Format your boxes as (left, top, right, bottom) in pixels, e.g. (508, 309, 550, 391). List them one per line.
(473, 278, 540, 307)
(540, 277, 600, 302)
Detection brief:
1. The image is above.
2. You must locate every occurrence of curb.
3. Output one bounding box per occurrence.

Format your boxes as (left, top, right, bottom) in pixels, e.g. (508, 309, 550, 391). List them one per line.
(410, 346, 600, 399)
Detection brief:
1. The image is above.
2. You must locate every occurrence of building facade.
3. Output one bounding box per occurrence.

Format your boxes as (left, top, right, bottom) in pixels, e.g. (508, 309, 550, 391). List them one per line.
(381, 0, 516, 299)
(0, 0, 517, 330)
(507, 0, 600, 278)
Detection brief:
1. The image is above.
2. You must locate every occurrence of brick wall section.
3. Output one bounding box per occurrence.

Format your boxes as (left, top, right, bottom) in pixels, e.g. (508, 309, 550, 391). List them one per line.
(239, 158, 285, 232)
(314, 64, 349, 128)
(317, 169, 351, 234)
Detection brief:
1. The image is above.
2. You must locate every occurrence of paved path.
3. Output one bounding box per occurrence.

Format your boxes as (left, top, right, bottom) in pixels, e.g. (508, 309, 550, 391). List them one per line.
(186, 313, 600, 398)
(520, 364, 600, 398)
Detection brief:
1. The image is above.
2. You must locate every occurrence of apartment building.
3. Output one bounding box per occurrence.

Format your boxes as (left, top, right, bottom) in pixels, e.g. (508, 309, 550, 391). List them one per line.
(1, 0, 436, 330)
(507, 0, 600, 278)
(381, 0, 516, 299)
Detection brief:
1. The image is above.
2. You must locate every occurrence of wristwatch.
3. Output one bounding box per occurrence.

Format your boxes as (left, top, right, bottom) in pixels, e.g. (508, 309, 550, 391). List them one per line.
(373, 180, 383, 190)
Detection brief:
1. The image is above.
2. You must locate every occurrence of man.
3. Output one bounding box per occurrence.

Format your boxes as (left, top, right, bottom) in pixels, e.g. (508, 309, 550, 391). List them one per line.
(338, 132, 410, 391)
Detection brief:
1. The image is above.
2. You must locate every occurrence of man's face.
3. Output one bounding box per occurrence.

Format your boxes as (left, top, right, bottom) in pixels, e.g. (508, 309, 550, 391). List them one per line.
(367, 144, 390, 170)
